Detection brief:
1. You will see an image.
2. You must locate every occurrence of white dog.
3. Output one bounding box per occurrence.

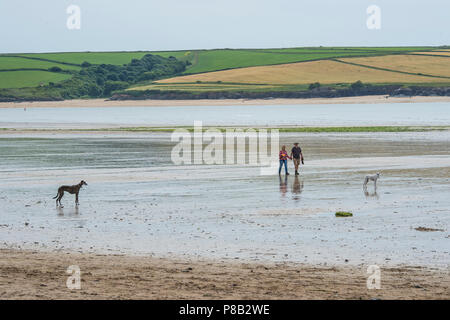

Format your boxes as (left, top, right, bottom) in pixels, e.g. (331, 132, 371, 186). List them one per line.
(363, 173, 380, 188)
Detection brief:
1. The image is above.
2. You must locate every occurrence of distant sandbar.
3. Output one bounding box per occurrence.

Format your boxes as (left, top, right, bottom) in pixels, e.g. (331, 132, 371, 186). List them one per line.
(1, 95, 450, 109)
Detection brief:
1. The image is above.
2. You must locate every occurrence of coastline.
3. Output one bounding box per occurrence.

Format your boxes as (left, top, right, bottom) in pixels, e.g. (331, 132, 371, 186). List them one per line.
(1, 95, 450, 109)
(1, 248, 448, 299)
(1, 126, 449, 135)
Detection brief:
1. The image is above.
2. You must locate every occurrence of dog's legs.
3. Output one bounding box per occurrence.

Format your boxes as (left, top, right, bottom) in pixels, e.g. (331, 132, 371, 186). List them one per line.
(374, 178, 377, 189)
(57, 192, 64, 207)
(363, 177, 369, 187)
(75, 193, 79, 206)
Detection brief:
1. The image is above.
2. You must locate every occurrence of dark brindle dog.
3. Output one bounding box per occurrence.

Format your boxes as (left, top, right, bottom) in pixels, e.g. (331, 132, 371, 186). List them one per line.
(53, 180, 87, 207)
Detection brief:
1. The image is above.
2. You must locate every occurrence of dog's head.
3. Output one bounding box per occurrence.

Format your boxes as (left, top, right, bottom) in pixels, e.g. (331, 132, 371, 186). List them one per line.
(376, 172, 380, 177)
(80, 180, 88, 187)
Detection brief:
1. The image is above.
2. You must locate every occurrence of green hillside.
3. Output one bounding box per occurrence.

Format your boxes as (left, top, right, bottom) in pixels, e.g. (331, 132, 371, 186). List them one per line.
(0, 46, 447, 100)
(0, 70, 72, 89)
(0, 56, 80, 71)
(180, 47, 434, 74)
(9, 46, 435, 74)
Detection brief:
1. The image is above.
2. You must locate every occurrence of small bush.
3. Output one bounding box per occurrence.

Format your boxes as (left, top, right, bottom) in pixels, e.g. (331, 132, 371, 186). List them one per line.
(309, 82, 321, 90)
(48, 66, 62, 72)
(350, 80, 364, 91)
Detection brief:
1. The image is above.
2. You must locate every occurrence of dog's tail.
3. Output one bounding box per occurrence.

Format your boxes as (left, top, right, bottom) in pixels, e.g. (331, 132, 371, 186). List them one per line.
(53, 193, 58, 199)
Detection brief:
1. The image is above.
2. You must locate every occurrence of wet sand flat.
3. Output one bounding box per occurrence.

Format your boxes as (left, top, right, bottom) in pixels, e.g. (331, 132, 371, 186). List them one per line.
(0, 131, 449, 268)
(1, 249, 448, 300)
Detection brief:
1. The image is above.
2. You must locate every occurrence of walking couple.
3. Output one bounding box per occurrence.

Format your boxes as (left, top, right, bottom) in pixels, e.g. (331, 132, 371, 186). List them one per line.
(279, 143, 303, 176)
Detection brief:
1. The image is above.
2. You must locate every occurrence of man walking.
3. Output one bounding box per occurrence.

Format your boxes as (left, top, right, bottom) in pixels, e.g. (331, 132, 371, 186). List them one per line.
(290, 142, 303, 175)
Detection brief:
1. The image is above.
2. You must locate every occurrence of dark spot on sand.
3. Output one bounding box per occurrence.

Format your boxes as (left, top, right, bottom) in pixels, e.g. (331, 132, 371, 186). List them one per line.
(415, 227, 444, 232)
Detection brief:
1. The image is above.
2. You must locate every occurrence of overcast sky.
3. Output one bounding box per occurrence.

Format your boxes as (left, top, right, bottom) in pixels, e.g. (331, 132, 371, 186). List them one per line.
(0, 0, 449, 53)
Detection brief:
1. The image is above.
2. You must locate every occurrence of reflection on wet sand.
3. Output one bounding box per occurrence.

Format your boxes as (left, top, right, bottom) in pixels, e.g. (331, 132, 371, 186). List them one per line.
(292, 176, 304, 200)
(363, 186, 379, 199)
(56, 206, 80, 216)
(279, 175, 288, 197)
(279, 175, 304, 200)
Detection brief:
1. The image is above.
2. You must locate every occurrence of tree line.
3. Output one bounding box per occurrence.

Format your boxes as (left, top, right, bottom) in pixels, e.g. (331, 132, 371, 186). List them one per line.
(0, 54, 189, 101)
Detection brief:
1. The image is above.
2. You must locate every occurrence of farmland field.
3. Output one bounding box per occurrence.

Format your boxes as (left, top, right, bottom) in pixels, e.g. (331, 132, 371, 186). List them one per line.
(0, 56, 80, 71)
(0, 70, 71, 88)
(179, 47, 437, 74)
(11, 47, 437, 73)
(339, 55, 450, 78)
(181, 49, 371, 74)
(16, 51, 190, 66)
(155, 59, 449, 86)
(1, 46, 449, 95)
(415, 51, 450, 57)
(129, 82, 280, 92)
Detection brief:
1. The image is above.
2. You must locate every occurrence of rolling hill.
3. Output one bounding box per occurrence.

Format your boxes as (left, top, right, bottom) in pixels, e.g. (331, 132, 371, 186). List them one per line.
(0, 46, 449, 100)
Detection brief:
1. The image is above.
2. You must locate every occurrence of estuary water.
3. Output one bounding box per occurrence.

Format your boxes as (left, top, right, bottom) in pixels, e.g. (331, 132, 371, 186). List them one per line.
(0, 102, 449, 128)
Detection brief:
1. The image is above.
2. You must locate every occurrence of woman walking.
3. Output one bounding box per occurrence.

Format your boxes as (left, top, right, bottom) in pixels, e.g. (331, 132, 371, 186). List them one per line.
(278, 145, 291, 175)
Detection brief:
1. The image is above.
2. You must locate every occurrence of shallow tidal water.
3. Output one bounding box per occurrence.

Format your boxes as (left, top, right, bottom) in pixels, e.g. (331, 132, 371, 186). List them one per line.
(0, 131, 449, 267)
(1, 102, 450, 128)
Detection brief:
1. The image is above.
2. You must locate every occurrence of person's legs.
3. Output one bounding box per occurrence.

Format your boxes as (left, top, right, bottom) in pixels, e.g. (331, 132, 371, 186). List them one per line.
(294, 158, 300, 174)
(284, 159, 288, 175)
(278, 160, 283, 175)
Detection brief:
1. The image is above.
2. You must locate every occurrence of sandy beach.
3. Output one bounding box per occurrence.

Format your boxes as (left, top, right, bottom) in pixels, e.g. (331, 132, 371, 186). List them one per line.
(1, 249, 448, 300)
(1, 95, 450, 109)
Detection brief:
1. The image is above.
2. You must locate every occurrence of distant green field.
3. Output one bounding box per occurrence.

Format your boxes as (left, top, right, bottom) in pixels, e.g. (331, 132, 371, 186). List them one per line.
(17, 51, 190, 66)
(182, 47, 435, 74)
(17, 52, 151, 65)
(0, 56, 80, 71)
(184, 50, 345, 74)
(227, 47, 433, 54)
(0, 46, 445, 94)
(339, 47, 435, 51)
(12, 47, 435, 74)
(0, 70, 71, 88)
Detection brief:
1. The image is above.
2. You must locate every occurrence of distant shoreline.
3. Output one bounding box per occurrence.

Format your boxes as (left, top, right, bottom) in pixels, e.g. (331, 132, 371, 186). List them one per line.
(1, 95, 450, 109)
(1, 125, 449, 135)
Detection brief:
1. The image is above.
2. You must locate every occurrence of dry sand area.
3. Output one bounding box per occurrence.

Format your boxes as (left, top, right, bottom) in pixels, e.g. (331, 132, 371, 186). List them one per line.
(157, 58, 449, 85)
(2, 95, 450, 109)
(1, 249, 449, 300)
